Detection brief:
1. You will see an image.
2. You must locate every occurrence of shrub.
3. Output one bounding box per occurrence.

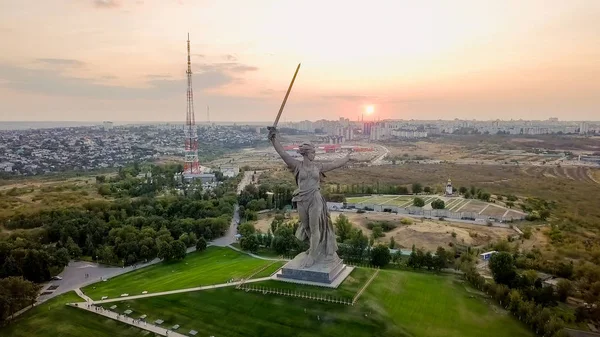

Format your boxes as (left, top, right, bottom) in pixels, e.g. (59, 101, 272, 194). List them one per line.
(366, 221, 396, 232)
(370, 244, 391, 268)
(431, 199, 445, 209)
(371, 225, 385, 239)
(400, 218, 412, 225)
(413, 197, 425, 207)
(451, 231, 457, 238)
(523, 227, 532, 239)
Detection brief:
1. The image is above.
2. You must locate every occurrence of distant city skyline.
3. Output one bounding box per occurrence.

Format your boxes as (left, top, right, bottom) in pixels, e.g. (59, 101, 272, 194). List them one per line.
(1, 0, 599, 122)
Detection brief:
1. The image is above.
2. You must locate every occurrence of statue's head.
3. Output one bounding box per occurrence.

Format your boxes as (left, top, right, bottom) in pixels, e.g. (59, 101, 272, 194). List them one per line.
(298, 143, 315, 161)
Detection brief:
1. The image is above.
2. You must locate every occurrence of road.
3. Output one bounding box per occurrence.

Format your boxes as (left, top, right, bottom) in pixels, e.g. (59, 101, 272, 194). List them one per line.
(212, 170, 254, 247)
(370, 144, 389, 165)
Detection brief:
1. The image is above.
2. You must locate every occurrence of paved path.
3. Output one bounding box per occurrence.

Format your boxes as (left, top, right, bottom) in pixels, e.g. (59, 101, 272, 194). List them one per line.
(70, 302, 187, 337)
(74, 288, 93, 303)
(90, 276, 272, 304)
(370, 144, 389, 165)
(212, 170, 254, 247)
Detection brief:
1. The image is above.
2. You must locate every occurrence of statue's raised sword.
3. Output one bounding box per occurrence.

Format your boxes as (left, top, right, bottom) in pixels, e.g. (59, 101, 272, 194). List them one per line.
(268, 63, 301, 133)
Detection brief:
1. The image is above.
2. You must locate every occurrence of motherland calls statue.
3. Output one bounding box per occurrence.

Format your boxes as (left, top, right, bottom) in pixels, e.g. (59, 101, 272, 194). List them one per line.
(269, 128, 351, 269)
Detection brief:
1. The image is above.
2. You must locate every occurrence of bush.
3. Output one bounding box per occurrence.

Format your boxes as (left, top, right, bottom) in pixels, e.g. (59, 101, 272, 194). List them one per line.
(196, 237, 207, 252)
(400, 218, 413, 225)
(240, 234, 259, 253)
(366, 221, 396, 232)
(431, 199, 445, 209)
(451, 231, 457, 238)
(370, 245, 391, 268)
(413, 197, 425, 207)
(371, 225, 385, 239)
(522, 227, 532, 239)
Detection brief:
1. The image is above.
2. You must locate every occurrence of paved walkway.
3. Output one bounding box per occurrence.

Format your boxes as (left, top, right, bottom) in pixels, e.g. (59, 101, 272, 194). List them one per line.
(89, 276, 272, 304)
(70, 302, 187, 337)
(212, 170, 254, 247)
(74, 288, 93, 303)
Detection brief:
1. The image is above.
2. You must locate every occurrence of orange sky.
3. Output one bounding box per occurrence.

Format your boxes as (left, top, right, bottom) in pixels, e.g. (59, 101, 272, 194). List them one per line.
(0, 0, 599, 122)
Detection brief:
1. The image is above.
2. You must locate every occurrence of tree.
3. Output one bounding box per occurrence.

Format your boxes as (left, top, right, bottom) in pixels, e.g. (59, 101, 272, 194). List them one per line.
(195, 237, 207, 252)
(424, 252, 434, 269)
(389, 237, 396, 249)
(1, 255, 20, 277)
(0, 277, 40, 323)
(334, 214, 353, 243)
(489, 252, 517, 285)
(272, 225, 297, 255)
(347, 229, 369, 263)
(65, 237, 82, 258)
(22, 250, 50, 283)
(431, 199, 445, 209)
(370, 245, 391, 268)
(411, 183, 423, 194)
(371, 225, 384, 239)
(556, 279, 572, 302)
(238, 223, 256, 238)
(555, 261, 573, 279)
(413, 197, 425, 207)
(433, 247, 448, 271)
(459, 186, 467, 194)
(170, 240, 187, 260)
(240, 234, 260, 253)
(423, 186, 432, 194)
(157, 240, 172, 261)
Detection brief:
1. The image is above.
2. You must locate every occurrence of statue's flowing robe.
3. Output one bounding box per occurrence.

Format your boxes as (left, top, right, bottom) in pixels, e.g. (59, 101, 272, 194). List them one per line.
(291, 160, 338, 260)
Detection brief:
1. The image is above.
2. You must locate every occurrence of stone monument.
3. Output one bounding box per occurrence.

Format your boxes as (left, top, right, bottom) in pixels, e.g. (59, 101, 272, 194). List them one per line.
(268, 129, 354, 287)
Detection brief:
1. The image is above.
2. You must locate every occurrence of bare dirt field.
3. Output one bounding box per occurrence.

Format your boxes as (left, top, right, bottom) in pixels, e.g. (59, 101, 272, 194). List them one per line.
(330, 211, 516, 251)
(519, 226, 551, 252)
(252, 210, 516, 251)
(385, 141, 466, 161)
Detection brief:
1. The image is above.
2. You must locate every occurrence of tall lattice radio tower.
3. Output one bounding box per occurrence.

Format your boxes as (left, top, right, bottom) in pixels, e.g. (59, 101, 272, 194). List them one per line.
(183, 33, 200, 176)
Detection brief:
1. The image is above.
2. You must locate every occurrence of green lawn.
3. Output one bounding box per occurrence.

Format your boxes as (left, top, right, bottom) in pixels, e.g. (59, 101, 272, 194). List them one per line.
(251, 261, 286, 278)
(0, 291, 147, 337)
(118, 268, 533, 337)
(82, 246, 275, 300)
(386, 197, 415, 206)
(363, 270, 533, 337)
(346, 196, 375, 203)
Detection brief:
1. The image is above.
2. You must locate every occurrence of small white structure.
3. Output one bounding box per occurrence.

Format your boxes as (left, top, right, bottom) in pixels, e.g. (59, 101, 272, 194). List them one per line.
(480, 251, 497, 261)
(220, 165, 239, 178)
(445, 178, 453, 196)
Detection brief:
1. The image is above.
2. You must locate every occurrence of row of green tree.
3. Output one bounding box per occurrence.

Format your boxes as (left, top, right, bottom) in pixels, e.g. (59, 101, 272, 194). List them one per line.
(464, 252, 567, 337)
(1, 163, 238, 283)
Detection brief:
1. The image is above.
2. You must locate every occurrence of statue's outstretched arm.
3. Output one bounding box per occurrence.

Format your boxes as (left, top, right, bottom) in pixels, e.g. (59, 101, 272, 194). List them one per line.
(320, 154, 350, 173)
(270, 134, 299, 169)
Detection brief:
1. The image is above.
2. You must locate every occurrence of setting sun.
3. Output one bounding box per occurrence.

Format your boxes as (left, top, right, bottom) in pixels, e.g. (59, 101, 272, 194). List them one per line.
(366, 105, 375, 115)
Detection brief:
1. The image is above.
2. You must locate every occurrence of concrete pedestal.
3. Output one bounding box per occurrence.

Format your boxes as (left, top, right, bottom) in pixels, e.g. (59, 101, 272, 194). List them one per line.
(274, 252, 353, 288)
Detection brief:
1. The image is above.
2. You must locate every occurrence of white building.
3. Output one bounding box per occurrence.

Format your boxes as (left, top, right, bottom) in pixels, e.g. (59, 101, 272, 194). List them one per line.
(103, 121, 114, 131)
(445, 178, 453, 195)
(580, 122, 589, 135)
(220, 165, 239, 178)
